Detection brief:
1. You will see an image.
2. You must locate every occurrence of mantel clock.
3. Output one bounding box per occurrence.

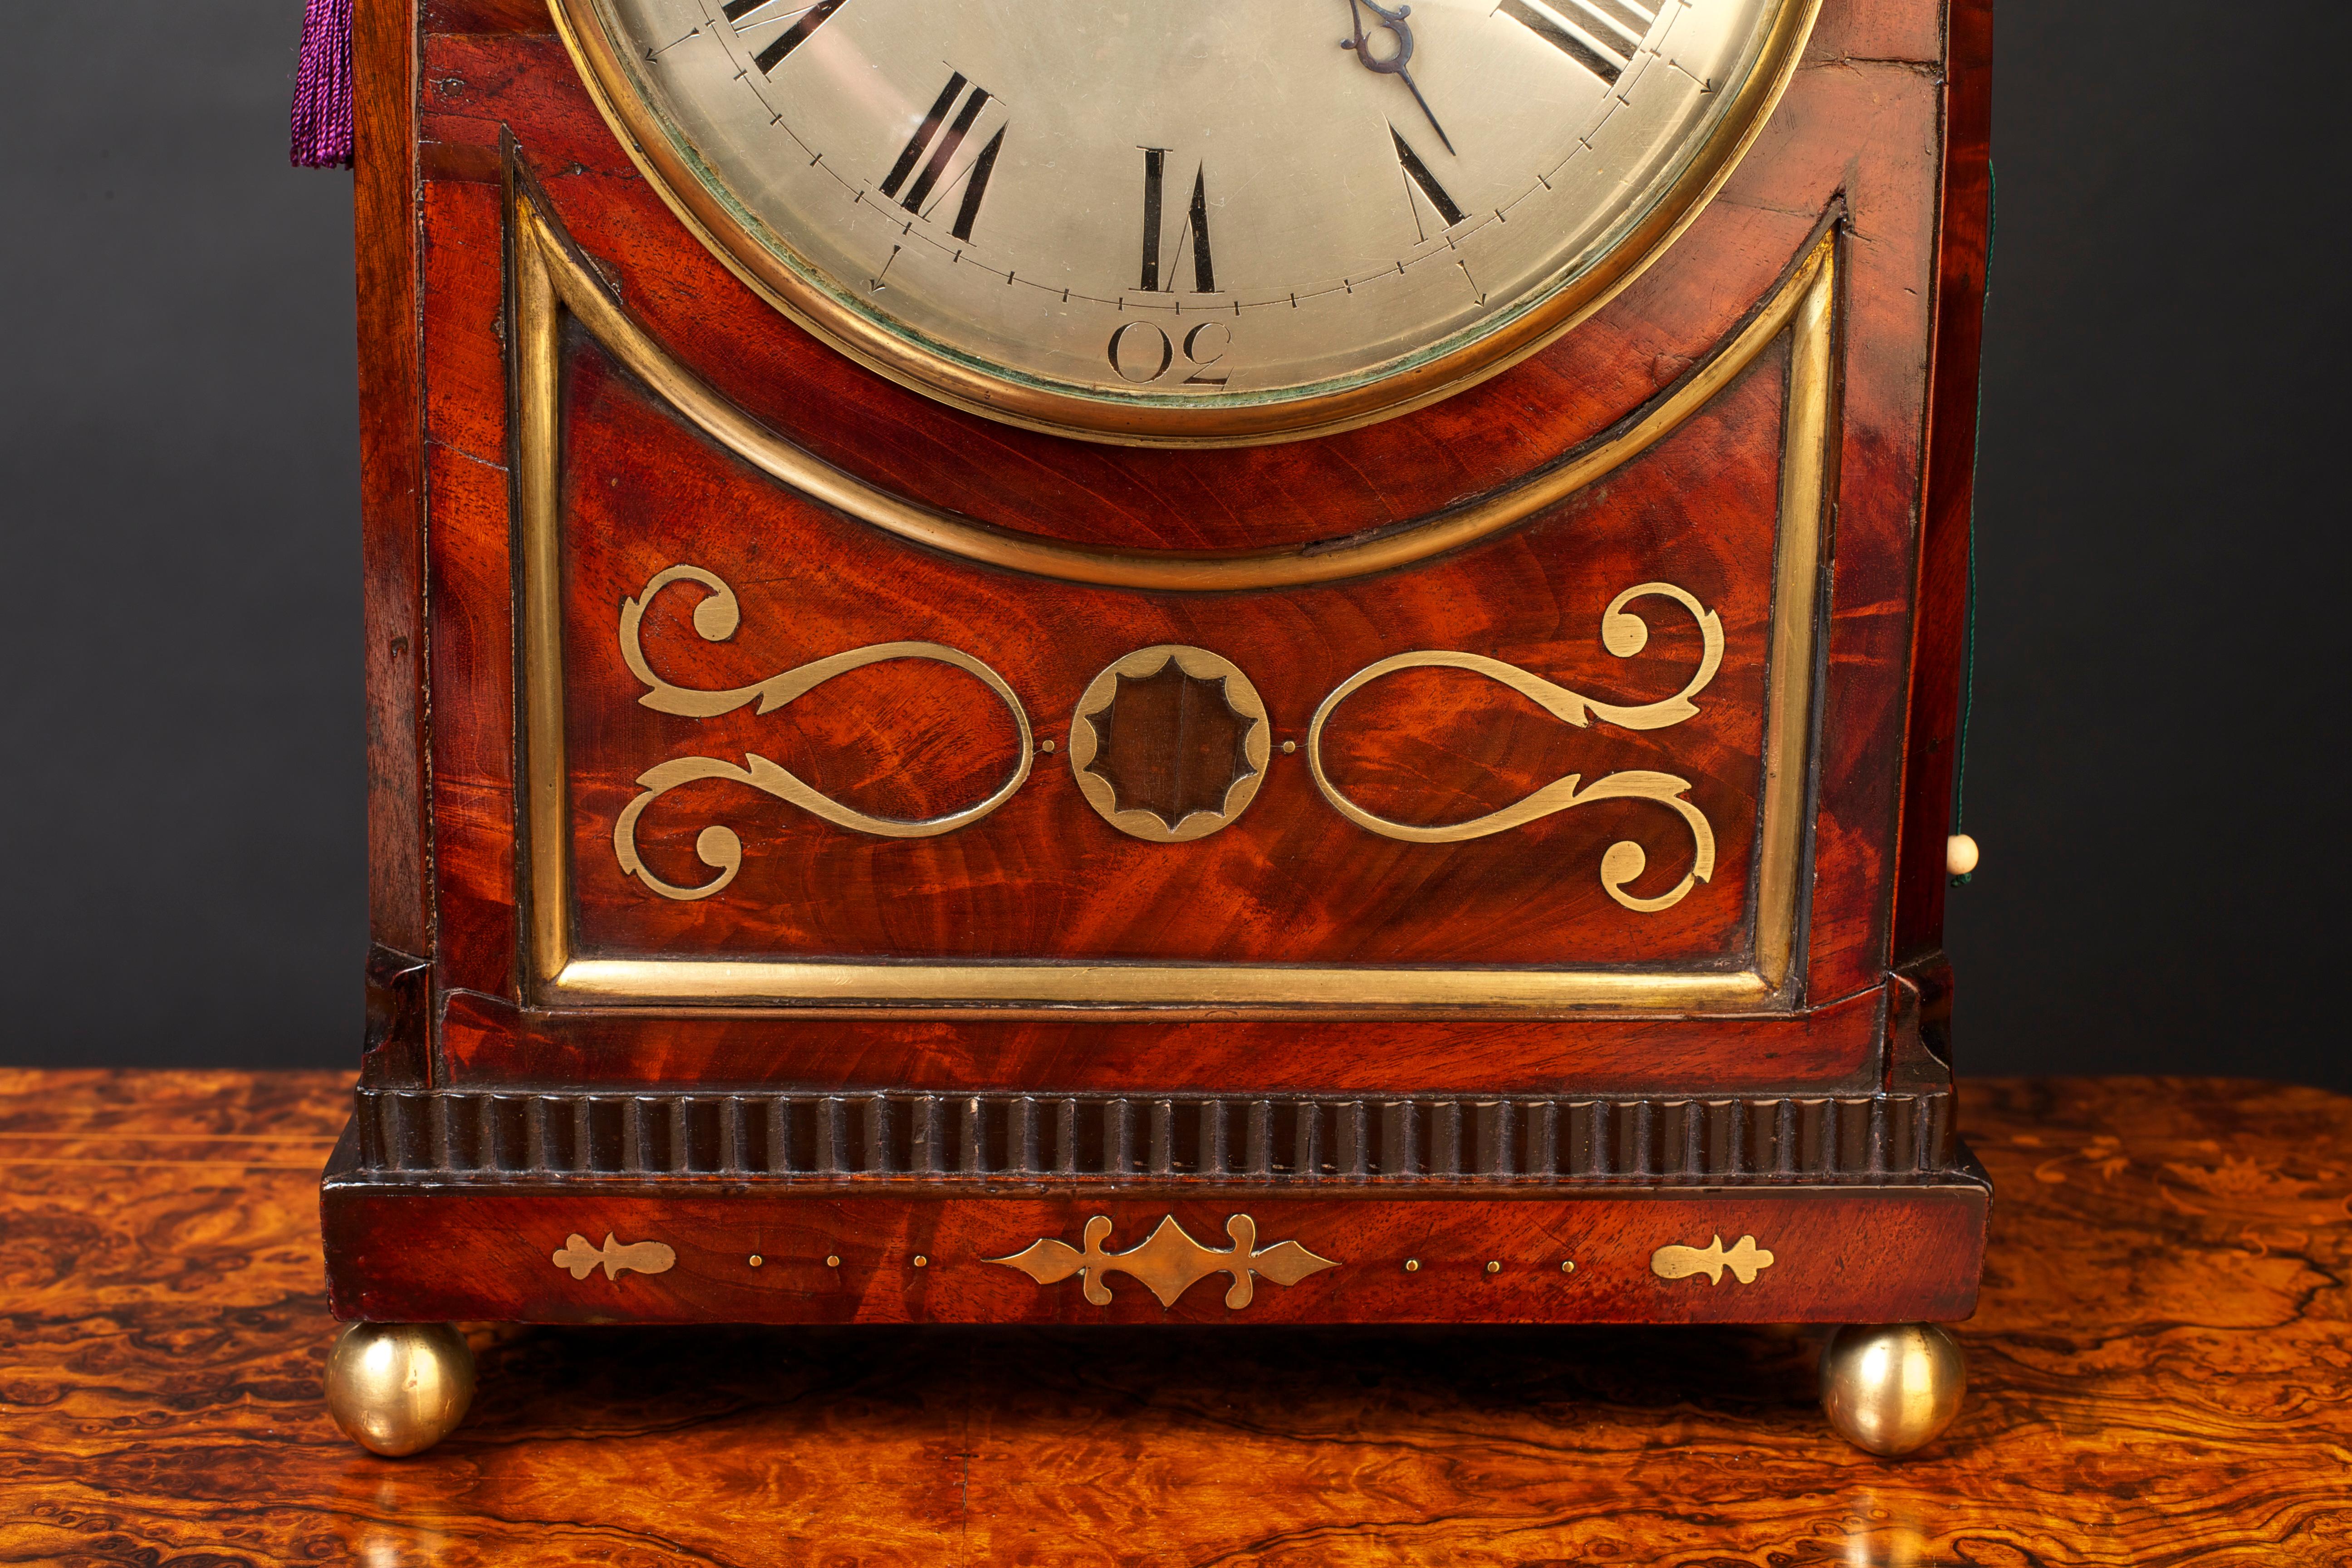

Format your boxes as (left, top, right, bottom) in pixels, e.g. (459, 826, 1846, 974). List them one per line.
(320, 0, 1994, 1458)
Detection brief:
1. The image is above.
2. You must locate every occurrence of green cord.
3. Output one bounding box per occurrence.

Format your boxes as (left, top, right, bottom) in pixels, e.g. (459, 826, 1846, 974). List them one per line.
(1950, 162, 1993, 887)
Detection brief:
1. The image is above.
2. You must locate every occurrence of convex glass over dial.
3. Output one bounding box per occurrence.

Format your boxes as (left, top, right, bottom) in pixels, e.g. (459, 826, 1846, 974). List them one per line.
(561, 0, 1817, 442)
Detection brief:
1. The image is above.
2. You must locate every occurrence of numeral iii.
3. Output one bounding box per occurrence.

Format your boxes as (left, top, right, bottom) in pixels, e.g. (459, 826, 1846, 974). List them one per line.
(1495, 0, 1656, 85)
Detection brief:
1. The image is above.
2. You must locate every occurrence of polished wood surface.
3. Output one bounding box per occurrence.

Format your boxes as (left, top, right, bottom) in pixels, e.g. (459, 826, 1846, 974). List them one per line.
(328, 1185, 1986, 1327)
(433, 981, 1887, 1092)
(8, 1072, 2345, 1564)
(346, 0, 1989, 1402)
(376, 0, 1971, 1067)
(562, 337, 1783, 966)
(1891, 0, 1994, 967)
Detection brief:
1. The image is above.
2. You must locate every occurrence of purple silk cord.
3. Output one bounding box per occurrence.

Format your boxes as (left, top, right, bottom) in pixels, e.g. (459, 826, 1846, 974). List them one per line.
(290, 0, 355, 168)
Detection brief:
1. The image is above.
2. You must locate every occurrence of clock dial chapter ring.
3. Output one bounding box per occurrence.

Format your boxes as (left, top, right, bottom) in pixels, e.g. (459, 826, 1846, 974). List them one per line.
(549, 0, 1823, 446)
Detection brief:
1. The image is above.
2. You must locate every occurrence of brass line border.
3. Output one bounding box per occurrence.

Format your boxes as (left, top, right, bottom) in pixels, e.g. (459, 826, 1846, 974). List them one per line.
(513, 195, 1839, 1013)
(547, 0, 1822, 448)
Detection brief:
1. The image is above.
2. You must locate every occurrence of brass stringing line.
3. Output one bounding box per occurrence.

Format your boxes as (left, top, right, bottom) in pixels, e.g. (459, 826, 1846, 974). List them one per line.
(520, 193, 1832, 592)
(612, 564, 1035, 900)
(1305, 583, 1721, 913)
(518, 208, 574, 987)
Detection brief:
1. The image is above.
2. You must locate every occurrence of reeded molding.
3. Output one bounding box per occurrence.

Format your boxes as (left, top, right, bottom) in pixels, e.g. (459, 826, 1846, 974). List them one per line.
(345, 1084, 1959, 1187)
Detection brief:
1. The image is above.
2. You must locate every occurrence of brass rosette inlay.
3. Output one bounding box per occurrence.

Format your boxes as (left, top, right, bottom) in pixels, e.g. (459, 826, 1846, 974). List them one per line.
(1068, 645, 1272, 843)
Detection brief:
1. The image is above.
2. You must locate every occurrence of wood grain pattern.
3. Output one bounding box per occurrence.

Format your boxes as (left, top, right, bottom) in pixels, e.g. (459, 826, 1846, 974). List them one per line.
(561, 331, 1784, 967)
(327, 1186, 1989, 1326)
(347, 0, 1994, 1374)
(1891, 0, 1996, 967)
(5, 1072, 2346, 1564)
(433, 975, 1888, 1092)
(356, 0, 430, 957)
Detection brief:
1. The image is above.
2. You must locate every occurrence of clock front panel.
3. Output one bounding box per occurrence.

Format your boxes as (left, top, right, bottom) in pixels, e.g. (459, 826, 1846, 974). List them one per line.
(329, 0, 1990, 1355)
(398, 0, 1959, 1062)
(556, 321, 1791, 972)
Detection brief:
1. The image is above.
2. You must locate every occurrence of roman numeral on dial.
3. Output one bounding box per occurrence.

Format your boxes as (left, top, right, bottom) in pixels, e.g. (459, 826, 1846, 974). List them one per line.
(1495, 0, 1656, 85)
(878, 72, 1007, 243)
(1391, 127, 1465, 236)
(720, 0, 847, 74)
(1137, 149, 1216, 293)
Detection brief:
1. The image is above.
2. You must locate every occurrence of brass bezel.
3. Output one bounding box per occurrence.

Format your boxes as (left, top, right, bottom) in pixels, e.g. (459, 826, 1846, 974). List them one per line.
(512, 182, 1839, 1014)
(546, 0, 1823, 448)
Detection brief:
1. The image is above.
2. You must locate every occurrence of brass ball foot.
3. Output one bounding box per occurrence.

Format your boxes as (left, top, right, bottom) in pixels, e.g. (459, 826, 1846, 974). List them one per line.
(1819, 1322, 1965, 1456)
(325, 1322, 476, 1457)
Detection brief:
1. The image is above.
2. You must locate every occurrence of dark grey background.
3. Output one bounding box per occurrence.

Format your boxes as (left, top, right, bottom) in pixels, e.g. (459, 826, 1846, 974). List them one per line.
(3, 2, 2344, 1086)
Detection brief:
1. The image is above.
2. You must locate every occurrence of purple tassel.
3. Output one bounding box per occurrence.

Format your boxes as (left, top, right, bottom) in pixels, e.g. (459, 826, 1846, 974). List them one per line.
(290, 0, 356, 168)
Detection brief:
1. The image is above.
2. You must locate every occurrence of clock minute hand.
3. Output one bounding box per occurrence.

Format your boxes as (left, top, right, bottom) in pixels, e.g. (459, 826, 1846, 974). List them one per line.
(1341, 0, 1456, 157)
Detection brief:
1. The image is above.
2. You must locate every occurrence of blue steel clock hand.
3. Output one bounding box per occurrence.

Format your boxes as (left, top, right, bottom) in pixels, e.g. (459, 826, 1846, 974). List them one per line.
(1341, 0, 1457, 157)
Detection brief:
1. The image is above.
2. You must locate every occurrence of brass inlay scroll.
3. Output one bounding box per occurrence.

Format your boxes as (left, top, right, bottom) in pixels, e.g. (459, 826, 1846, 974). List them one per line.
(612, 564, 1034, 899)
(552, 1232, 677, 1280)
(989, 1214, 1338, 1309)
(1306, 582, 1722, 912)
(1651, 1233, 1775, 1285)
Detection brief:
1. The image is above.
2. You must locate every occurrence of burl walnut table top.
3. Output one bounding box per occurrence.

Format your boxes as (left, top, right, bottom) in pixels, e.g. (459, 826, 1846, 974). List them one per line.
(1, 1071, 2346, 1565)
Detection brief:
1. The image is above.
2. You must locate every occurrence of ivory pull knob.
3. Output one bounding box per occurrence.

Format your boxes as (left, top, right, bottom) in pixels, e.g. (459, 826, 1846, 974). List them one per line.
(1946, 833, 1980, 877)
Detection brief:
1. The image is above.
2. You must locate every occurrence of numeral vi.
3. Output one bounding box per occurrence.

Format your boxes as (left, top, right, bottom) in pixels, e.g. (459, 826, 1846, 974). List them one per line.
(1137, 148, 1216, 294)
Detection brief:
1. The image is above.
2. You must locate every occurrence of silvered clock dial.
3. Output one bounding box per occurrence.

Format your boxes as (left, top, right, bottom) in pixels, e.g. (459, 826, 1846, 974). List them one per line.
(554, 0, 1819, 442)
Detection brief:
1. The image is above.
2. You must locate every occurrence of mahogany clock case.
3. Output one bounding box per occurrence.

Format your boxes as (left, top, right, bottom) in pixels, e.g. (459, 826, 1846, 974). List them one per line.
(323, 0, 1993, 1331)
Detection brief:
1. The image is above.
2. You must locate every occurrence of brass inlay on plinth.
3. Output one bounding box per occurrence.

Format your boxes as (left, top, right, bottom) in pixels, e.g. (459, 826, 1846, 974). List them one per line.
(989, 1213, 1337, 1309)
(551, 1232, 677, 1281)
(1651, 1233, 1775, 1285)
